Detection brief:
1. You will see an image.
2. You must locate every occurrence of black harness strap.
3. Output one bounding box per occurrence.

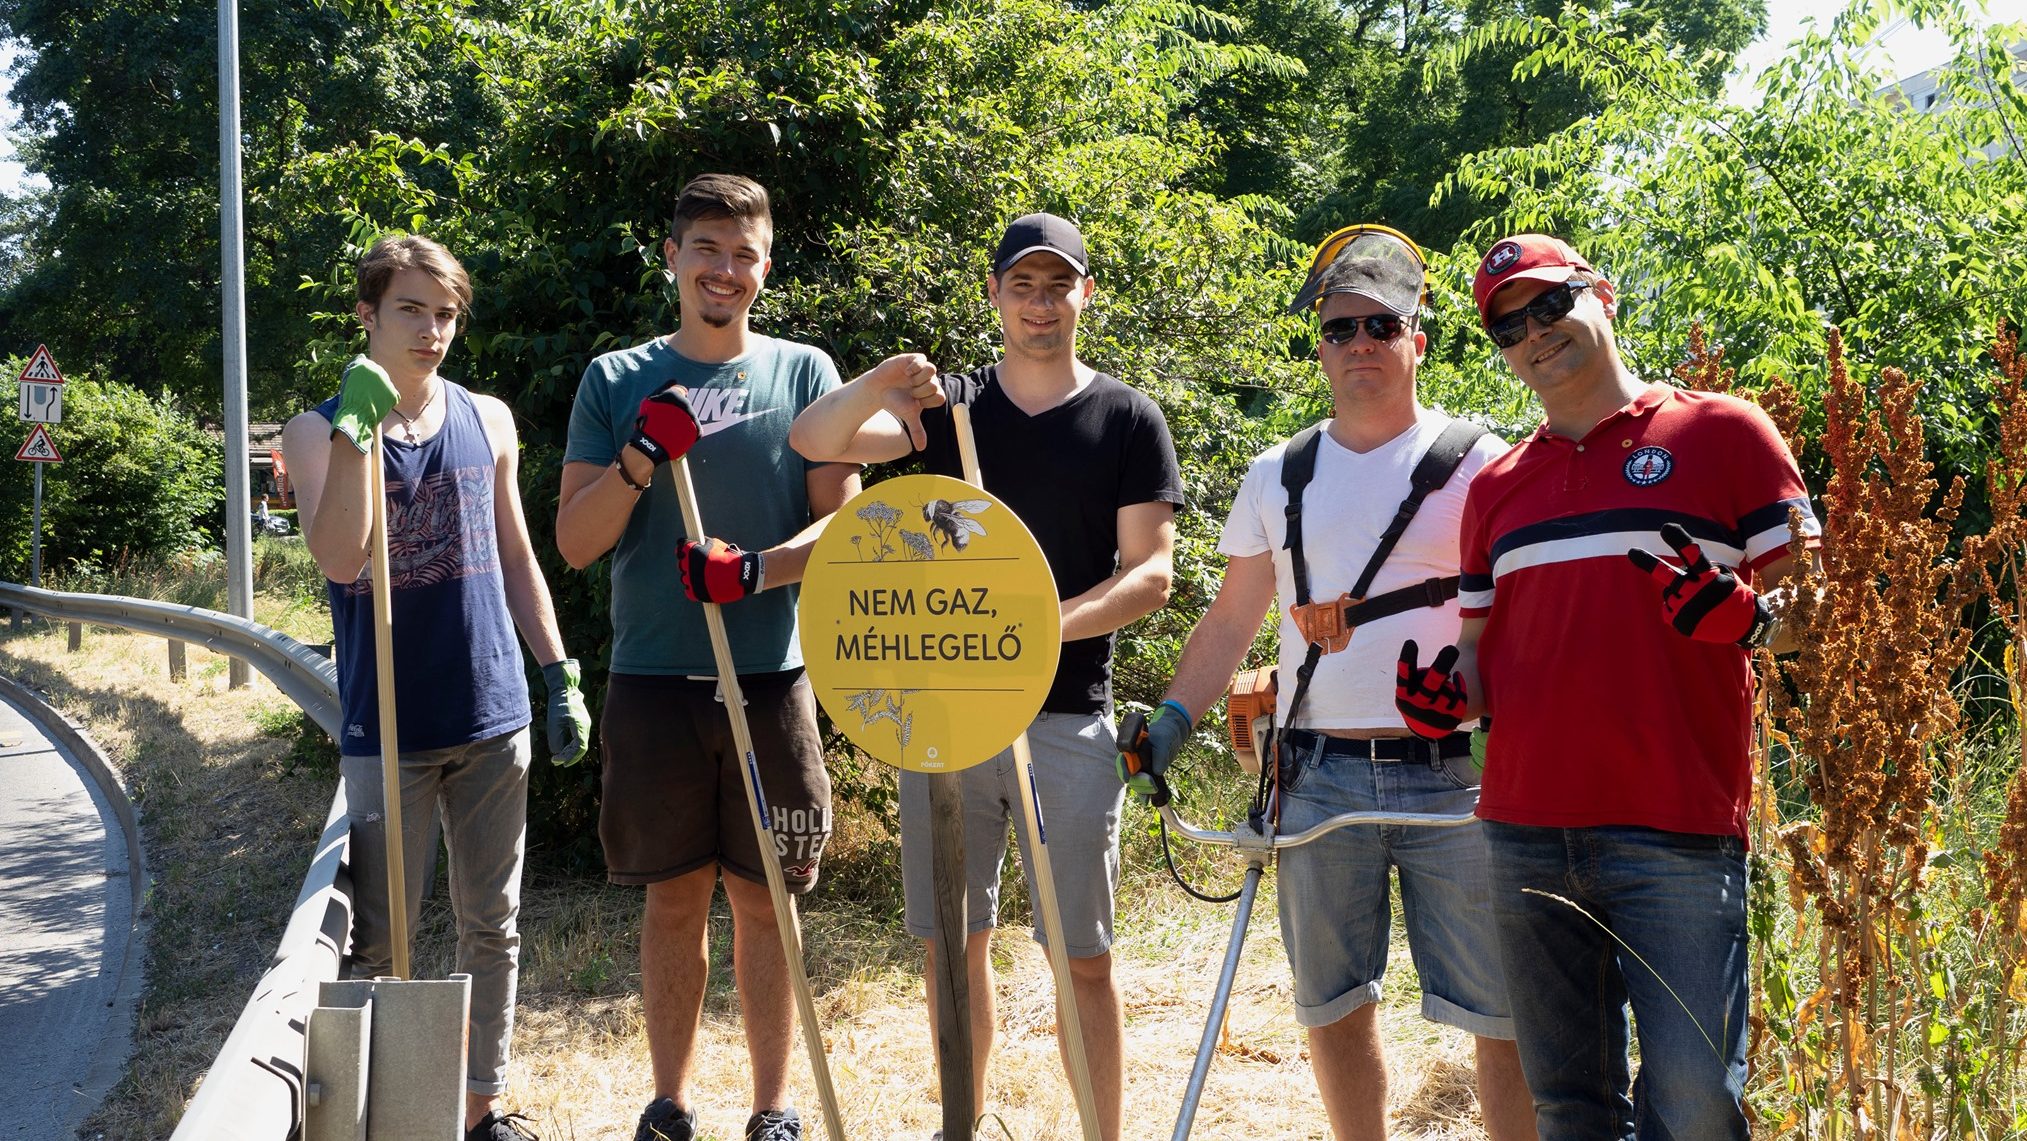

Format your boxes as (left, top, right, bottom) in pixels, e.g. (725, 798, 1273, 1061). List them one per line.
(1253, 417, 1488, 831)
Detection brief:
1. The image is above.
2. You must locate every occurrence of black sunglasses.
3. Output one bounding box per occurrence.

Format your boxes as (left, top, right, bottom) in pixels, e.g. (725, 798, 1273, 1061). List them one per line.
(1486, 281, 1592, 348)
(1320, 313, 1412, 345)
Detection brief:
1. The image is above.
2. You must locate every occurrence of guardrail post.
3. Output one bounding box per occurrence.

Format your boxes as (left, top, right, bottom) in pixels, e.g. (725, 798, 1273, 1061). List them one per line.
(313, 976, 469, 1141)
(167, 640, 187, 681)
(67, 621, 81, 651)
(306, 988, 372, 1141)
(8, 607, 20, 633)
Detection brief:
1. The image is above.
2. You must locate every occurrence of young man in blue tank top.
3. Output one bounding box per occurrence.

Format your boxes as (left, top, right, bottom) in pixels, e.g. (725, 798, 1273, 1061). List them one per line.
(556, 174, 899, 1141)
(282, 235, 590, 1141)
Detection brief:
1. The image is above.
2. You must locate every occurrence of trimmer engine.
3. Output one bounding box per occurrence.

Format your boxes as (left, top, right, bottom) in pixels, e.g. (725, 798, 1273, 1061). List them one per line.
(1224, 667, 1279, 775)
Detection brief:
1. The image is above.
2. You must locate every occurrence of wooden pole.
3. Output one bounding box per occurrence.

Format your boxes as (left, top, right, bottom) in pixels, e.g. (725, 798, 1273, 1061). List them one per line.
(928, 763, 974, 1141)
(168, 640, 187, 681)
(952, 405, 1102, 1141)
(368, 438, 410, 980)
(668, 456, 847, 1141)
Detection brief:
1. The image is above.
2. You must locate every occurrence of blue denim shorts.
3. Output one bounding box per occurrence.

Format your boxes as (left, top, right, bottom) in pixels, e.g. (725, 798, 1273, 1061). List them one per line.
(1274, 730, 1514, 1037)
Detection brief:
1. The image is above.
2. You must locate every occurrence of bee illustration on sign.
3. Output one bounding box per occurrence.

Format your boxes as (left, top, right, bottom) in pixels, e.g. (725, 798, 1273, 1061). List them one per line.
(851, 497, 991, 560)
(922, 499, 991, 552)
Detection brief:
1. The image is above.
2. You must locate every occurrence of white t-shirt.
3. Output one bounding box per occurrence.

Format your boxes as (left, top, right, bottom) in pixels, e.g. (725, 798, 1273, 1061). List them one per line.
(1217, 408, 1508, 731)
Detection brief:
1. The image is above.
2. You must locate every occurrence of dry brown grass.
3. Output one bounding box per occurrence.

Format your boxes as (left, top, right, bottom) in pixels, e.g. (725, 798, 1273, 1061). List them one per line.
(8, 612, 1493, 1141)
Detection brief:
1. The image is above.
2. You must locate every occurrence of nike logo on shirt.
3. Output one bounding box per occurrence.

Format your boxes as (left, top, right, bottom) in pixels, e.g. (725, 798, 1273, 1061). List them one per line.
(698, 406, 783, 437)
(689, 386, 783, 437)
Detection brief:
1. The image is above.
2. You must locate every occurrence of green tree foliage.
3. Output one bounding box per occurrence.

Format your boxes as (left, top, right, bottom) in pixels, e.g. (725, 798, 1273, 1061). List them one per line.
(1185, 0, 1767, 248)
(1427, 0, 2027, 486)
(0, 0, 508, 418)
(0, 370, 222, 577)
(268, 0, 1317, 843)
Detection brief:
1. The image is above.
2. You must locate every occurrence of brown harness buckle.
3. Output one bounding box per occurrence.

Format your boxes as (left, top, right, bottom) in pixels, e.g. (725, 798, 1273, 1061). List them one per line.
(1289, 592, 1359, 654)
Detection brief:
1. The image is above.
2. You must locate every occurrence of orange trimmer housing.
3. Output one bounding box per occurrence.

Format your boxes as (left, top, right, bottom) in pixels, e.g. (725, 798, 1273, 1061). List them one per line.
(1225, 666, 1279, 775)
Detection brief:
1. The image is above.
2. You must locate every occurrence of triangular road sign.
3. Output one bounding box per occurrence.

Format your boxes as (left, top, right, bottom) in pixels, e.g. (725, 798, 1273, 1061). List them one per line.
(18, 345, 64, 385)
(15, 424, 62, 463)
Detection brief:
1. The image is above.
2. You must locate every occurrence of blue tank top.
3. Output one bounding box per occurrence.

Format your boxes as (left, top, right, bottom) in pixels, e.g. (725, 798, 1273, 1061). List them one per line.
(318, 382, 530, 756)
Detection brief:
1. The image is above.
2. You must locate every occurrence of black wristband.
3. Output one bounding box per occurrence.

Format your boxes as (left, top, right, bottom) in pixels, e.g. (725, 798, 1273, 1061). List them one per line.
(1736, 598, 1775, 650)
(614, 458, 649, 493)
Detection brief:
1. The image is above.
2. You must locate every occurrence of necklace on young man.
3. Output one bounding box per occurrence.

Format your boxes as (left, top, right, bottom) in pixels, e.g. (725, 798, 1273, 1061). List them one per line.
(390, 381, 439, 441)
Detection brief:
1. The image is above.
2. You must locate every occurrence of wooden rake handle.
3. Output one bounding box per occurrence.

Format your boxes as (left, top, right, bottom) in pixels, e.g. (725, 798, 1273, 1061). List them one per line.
(669, 455, 848, 1141)
(368, 435, 411, 981)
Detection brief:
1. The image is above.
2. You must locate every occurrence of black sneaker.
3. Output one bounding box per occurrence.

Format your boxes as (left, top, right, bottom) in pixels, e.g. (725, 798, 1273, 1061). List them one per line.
(745, 1108, 802, 1141)
(465, 1110, 540, 1141)
(635, 1098, 698, 1141)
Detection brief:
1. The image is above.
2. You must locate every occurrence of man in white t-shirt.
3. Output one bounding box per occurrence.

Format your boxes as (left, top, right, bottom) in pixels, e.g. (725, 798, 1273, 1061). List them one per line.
(1120, 227, 1534, 1140)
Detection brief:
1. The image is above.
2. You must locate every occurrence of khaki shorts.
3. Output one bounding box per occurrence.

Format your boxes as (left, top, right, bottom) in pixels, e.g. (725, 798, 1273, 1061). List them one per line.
(898, 710, 1123, 957)
(598, 670, 832, 892)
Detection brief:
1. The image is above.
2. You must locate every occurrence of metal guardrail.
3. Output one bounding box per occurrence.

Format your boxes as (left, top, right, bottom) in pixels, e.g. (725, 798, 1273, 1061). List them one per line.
(1, 583, 352, 1141)
(0, 583, 341, 736)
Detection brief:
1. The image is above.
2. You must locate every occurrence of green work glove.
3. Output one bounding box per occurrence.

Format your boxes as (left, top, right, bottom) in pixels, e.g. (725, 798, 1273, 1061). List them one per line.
(1114, 699, 1191, 806)
(330, 355, 399, 455)
(1470, 717, 1491, 771)
(541, 658, 591, 766)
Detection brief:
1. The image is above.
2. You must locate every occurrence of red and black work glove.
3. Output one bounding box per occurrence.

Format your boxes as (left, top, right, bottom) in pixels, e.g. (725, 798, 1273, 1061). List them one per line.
(628, 383, 700, 466)
(678, 537, 761, 603)
(1395, 640, 1468, 740)
(1626, 522, 1772, 649)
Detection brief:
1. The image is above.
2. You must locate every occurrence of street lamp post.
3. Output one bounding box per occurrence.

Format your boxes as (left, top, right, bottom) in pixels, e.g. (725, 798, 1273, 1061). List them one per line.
(218, 0, 252, 688)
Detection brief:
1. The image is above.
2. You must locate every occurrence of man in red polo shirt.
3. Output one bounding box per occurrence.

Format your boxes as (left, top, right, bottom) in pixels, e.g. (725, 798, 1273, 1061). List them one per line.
(1394, 234, 1819, 1140)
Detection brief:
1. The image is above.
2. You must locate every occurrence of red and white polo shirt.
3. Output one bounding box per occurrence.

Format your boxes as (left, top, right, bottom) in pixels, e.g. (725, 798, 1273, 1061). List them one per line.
(1460, 384, 1819, 838)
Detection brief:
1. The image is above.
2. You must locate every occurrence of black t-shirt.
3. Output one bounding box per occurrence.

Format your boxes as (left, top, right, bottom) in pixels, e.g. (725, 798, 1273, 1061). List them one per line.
(916, 365, 1184, 713)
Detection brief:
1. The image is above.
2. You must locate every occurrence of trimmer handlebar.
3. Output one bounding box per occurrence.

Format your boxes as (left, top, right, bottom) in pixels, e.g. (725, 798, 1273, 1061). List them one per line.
(1156, 803, 1475, 853)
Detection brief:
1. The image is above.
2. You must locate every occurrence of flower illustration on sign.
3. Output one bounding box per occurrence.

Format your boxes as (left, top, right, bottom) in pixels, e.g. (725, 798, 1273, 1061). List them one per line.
(844, 688, 916, 760)
(853, 501, 903, 561)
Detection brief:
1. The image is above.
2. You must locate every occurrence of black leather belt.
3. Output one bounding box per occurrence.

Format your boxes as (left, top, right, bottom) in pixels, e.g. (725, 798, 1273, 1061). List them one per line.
(1284, 727, 1472, 763)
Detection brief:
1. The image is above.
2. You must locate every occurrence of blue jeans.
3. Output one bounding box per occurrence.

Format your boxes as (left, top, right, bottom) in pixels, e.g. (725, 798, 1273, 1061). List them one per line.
(1276, 731, 1513, 1036)
(1484, 822, 1749, 1141)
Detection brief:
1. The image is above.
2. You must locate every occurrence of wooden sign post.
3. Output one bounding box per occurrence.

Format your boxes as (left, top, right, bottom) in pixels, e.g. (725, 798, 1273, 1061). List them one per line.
(800, 408, 1097, 1140)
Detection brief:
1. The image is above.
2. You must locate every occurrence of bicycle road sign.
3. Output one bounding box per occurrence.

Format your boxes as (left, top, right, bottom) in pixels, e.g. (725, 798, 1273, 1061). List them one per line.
(15, 424, 62, 463)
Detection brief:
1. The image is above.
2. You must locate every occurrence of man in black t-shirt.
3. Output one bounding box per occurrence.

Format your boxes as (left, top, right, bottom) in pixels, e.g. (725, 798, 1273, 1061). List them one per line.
(791, 213, 1181, 1140)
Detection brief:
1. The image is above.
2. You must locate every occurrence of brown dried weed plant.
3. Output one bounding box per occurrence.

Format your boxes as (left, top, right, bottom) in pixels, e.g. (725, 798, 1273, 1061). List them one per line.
(1962, 322, 2027, 1046)
(1688, 320, 2027, 1136)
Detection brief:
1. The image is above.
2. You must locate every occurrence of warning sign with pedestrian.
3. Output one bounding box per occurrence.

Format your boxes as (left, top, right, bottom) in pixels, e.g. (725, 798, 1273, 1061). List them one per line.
(15, 423, 62, 463)
(17, 345, 64, 385)
(16, 345, 65, 424)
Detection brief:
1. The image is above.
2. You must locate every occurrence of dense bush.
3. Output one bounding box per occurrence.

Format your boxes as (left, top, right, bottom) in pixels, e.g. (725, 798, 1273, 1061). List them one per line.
(0, 367, 221, 580)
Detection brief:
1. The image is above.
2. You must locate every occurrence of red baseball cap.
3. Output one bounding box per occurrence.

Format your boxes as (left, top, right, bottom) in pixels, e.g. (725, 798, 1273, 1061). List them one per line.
(1472, 234, 1595, 326)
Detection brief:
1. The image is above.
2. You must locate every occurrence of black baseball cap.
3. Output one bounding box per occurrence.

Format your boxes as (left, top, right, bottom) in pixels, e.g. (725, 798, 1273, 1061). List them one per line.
(992, 213, 1090, 277)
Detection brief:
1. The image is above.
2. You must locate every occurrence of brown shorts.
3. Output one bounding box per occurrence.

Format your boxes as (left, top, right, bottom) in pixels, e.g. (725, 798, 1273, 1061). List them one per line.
(598, 670, 832, 892)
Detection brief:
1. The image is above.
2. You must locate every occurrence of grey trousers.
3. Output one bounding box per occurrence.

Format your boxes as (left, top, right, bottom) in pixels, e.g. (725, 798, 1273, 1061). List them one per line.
(342, 727, 530, 1096)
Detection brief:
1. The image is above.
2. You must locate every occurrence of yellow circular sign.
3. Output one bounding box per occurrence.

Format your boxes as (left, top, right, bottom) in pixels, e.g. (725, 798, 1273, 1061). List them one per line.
(800, 474, 1061, 773)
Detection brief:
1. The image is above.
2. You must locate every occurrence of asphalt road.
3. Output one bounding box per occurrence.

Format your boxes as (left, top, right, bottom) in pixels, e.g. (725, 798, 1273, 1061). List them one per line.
(0, 689, 139, 1140)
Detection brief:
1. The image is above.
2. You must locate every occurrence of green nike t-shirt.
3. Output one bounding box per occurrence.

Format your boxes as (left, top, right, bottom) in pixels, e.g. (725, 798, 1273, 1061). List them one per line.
(564, 335, 842, 675)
